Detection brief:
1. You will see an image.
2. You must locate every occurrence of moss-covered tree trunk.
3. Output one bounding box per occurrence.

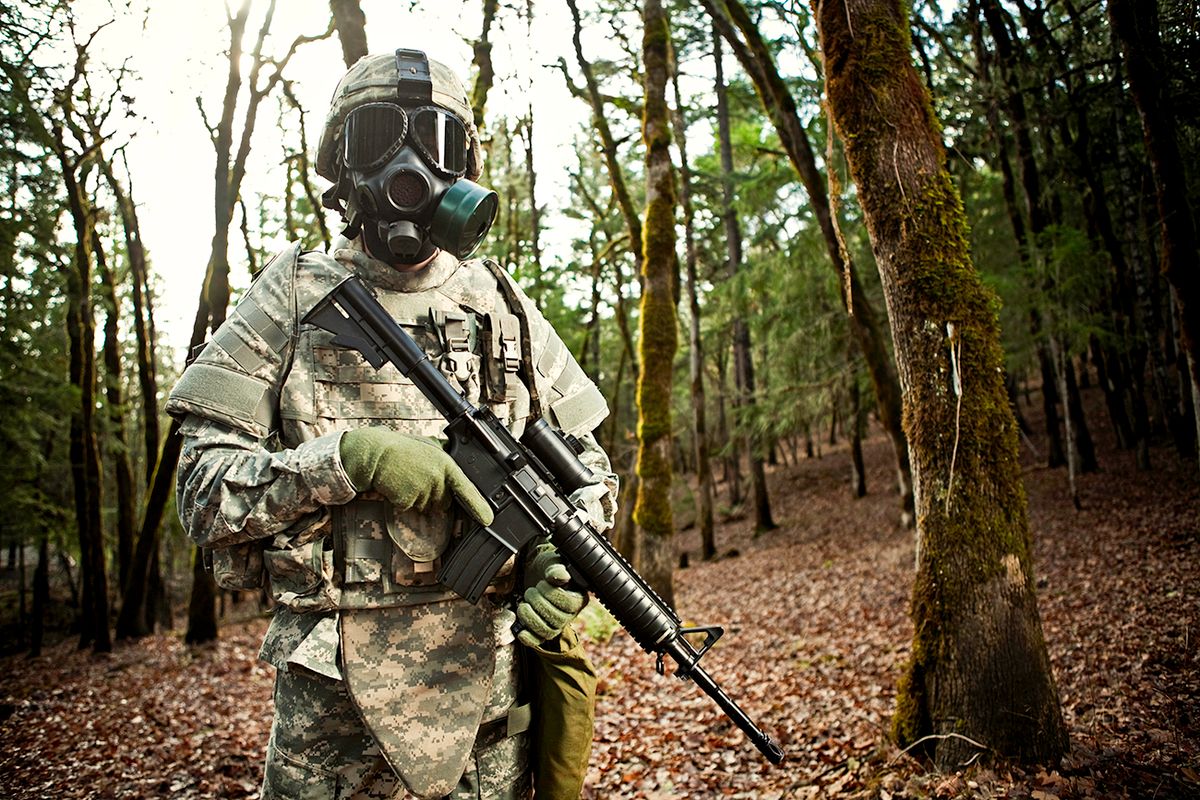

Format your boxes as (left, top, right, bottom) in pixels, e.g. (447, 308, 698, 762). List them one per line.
(469, 0, 498, 132)
(816, 0, 1067, 768)
(632, 0, 678, 607)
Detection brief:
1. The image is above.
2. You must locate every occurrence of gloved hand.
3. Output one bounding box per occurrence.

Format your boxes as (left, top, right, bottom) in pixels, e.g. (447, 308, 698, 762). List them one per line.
(516, 543, 587, 648)
(339, 427, 493, 526)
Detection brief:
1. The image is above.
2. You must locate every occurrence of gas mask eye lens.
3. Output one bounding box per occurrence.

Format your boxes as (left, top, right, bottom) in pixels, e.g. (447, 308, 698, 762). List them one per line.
(344, 103, 408, 171)
(386, 169, 429, 211)
(409, 107, 468, 177)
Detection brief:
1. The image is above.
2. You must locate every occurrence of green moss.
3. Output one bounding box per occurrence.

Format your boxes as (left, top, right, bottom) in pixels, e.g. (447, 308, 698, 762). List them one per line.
(634, 0, 679, 545)
(821, 0, 1057, 762)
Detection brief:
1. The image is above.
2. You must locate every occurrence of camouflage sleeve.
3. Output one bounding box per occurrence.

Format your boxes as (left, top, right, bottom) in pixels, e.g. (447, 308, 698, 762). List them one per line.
(570, 430, 619, 533)
(176, 416, 357, 549)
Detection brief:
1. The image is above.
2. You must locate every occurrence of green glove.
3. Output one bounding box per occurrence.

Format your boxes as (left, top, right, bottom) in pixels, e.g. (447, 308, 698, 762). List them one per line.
(516, 543, 587, 648)
(339, 427, 493, 526)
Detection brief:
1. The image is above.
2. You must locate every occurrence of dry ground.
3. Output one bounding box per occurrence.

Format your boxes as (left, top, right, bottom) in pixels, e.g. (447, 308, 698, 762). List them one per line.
(1, 388, 1197, 799)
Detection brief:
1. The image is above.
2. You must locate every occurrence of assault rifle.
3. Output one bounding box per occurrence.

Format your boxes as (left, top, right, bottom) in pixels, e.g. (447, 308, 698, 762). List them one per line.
(303, 275, 785, 765)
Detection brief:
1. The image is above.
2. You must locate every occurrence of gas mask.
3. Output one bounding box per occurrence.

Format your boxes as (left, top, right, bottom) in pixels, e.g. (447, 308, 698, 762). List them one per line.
(338, 102, 498, 261)
(326, 51, 498, 262)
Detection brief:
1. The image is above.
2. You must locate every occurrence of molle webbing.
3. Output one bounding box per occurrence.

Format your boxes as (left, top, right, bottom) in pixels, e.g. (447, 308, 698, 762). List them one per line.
(482, 259, 542, 419)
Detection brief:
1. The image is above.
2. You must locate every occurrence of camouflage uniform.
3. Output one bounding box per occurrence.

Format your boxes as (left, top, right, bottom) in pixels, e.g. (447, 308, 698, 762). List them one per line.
(168, 236, 616, 799)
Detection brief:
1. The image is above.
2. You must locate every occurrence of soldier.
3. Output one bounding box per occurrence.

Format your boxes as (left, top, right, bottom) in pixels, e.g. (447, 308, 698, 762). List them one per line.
(167, 49, 616, 799)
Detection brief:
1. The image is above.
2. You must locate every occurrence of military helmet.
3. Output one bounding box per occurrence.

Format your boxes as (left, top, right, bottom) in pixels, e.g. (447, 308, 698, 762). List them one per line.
(317, 51, 483, 184)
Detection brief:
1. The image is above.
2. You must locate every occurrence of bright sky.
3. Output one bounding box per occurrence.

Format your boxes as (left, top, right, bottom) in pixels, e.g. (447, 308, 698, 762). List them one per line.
(71, 0, 619, 360)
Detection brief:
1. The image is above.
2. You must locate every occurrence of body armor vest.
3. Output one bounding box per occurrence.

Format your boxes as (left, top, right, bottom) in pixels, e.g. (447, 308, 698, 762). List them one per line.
(266, 261, 532, 612)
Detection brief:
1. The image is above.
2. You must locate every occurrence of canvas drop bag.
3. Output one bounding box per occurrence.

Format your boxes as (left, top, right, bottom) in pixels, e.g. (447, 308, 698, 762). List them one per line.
(528, 625, 597, 799)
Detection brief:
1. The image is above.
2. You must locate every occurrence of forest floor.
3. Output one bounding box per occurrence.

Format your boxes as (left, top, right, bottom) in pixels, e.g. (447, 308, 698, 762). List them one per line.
(0, 387, 1197, 799)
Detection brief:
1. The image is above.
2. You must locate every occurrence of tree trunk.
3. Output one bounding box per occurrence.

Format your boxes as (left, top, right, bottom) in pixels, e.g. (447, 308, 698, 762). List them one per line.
(118, 421, 182, 639)
(708, 0, 913, 528)
(849, 364, 867, 498)
(95, 152, 160, 484)
(55, 135, 110, 655)
(716, 344, 743, 506)
(185, 548, 218, 645)
(1109, 0, 1200, 466)
(817, 0, 1066, 767)
(713, 27, 776, 537)
(522, 112, 542, 275)
(632, 0, 678, 607)
(329, 0, 367, 67)
(1064, 353, 1097, 474)
(95, 232, 137, 591)
(30, 536, 49, 658)
(671, 51, 716, 561)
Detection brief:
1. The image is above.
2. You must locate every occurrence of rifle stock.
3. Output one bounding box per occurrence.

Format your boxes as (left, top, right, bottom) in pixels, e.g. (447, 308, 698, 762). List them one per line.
(303, 275, 784, 765)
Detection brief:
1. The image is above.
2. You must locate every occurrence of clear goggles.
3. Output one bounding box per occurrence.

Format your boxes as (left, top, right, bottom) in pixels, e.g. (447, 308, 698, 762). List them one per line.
(342, 102, 469, 178)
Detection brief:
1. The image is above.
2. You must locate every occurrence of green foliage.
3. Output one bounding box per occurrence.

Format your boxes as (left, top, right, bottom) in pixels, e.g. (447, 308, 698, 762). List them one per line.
(0, 7, 76, 553)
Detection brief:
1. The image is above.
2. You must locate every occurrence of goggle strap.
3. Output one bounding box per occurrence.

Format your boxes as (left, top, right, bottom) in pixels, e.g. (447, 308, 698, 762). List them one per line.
(395, 49, 432, 105)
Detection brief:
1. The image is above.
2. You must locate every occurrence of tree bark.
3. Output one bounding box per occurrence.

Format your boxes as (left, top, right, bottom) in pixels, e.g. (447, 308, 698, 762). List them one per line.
(849, 364, 867, 498)
(632, 0, 678, 607)
(816, 0, 1066, 767)
(1109, 0, 1200, 466)
(184, 547, 218, 645)
(30, 536, 49, 658)
(713, 26, 775, 536)
(708, 0, 913, 528)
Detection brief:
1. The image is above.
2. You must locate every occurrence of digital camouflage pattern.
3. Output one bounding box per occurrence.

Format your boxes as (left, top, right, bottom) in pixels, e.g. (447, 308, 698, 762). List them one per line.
(263, 653, 530, 799)
(316, 53, 484, 183)
(339, 602, 518, 797)
(168, 235, 614, 798)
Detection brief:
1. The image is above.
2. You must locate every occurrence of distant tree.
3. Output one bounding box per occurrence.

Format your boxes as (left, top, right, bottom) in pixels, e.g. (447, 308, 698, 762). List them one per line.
(705, 0, 915, 528)
(817, 0, 1067, 769)
(1109, 0, 1200, 467)
(669, 36, 716, 561)
(713, 25, 775, 535)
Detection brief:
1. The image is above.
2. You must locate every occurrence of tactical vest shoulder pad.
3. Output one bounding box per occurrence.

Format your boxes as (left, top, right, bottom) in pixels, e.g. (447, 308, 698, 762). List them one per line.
(167, 242, 317, 439)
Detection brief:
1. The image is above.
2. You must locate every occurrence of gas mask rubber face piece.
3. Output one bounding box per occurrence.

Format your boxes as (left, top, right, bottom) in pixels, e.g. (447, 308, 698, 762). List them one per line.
(342, 101, 498, 261)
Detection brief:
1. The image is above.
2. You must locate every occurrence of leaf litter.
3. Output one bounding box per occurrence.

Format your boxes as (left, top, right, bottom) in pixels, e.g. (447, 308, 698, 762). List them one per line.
(1, 390, 1196, 798)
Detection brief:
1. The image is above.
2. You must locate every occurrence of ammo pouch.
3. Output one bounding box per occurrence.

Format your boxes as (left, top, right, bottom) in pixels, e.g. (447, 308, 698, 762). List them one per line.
(204, 541, 267, 591)
(527, 625, 598, 800)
